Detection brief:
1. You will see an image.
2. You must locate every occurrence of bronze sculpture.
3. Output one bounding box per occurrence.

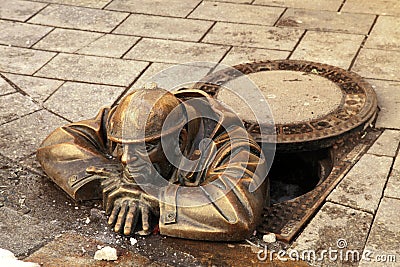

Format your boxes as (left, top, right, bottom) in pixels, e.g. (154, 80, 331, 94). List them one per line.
(37, 88, 269, 241)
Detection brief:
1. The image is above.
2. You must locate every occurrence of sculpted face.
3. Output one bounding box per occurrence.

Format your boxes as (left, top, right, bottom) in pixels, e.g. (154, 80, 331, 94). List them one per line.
(110, 133, 183, 183)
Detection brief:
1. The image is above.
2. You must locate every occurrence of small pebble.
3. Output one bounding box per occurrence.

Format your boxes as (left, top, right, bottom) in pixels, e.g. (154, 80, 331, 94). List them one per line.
(262, 233, 276, 243)
(94, 246, 118, 261)
(130, 237, 138, 246)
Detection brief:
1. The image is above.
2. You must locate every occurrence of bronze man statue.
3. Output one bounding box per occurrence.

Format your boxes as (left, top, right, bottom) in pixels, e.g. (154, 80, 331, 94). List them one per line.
(37, 88, 269, 241)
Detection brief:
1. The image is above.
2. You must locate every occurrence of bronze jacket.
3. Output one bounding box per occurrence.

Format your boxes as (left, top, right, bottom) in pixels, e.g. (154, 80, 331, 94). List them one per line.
(37, 90, 268, 241)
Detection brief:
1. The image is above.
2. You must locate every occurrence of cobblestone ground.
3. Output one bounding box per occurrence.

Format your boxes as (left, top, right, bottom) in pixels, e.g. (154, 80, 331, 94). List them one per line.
(0, 0, 399, 266)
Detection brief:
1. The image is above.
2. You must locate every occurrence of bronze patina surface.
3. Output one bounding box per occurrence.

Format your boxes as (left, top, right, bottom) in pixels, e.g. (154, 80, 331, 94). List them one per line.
(37, 88, 268, 241)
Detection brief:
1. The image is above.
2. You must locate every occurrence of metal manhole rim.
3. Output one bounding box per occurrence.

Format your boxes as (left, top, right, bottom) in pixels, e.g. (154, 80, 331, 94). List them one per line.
(194, 59, 378, 149)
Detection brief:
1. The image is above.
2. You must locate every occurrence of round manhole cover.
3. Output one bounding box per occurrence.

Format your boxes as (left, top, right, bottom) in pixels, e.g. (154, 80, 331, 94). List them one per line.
(194, 60, 378, 150)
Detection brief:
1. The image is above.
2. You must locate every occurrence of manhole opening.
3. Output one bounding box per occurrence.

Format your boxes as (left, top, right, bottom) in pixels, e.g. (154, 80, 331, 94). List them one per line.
(269, 148, 333, 205)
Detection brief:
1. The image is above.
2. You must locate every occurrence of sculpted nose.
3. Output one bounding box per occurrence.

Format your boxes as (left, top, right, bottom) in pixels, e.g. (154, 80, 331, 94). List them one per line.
(121, 147, 138, 164)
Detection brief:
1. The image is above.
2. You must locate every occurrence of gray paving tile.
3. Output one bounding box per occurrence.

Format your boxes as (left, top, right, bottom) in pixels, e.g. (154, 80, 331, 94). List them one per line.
(342, 0, 400, 16)
(365, 16, 400, 51)
(33, 28, 103, 53)
(0, 0, 46, 21)
(124, 38, 229, 64)
(105, 0, 202, 17)
(35, 53, 149, 86)
(0, 20, 52, 48)
(290, 31, 364, 69)
(30, 0, 111, 8)
(0, 110, 67, 160)
(77, 34, 139, 58)
(221, 47, 289, 66)
(0, 76, 15, 95)
(113, 14, 213, 42)
(209, 0, 252, 3)
(3, 73, 63, 103)
(28, 4, 128, 33)
(130, 62, 215, 92)
(367, 130, 400, 157)
(0, 93, 40, 124)
(44, 82, 125, 122)
(276, 9, 375, 35)
(359, 197, 400, 266)
(254, 0, 343, 11)
(0, 45, 56, 75)
(0, 207, 58, 257)
(202, 22, 304, 50)
(352, 48, 400, 81)
(385, 154, 400, 200)
(291, 201, 373, 266)
(327, 154, 393, 214)
(189, 1, 284, 26)
(368, 80, 400, 129)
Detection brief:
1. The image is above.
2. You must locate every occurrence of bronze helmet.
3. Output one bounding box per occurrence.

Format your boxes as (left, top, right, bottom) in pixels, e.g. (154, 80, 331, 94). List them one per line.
(107, 88, 187, 143)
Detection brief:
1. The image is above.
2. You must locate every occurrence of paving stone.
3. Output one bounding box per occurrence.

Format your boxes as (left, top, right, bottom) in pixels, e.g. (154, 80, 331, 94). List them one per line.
(3, 73, 64, 103)
(342, 0, 400, 16)
(0, 46, 56, 75)
(291, 202, 373, 266)
(106, 0, 202, 17)
(385, 153, 400, 200)
(26, 232, 152, 267)
(367, 130, 400, 157)
(131, 62, 215, 93)
(30, 0, 111, 8)
(359, 197, 400, 266)
(113, 14, 213, 42)
(202, 22, 304, 50)
(124, 38, 229, 64)
(0, 75, 15, 95)
(368, 79, 400, 129)
(0, 20, 52, 48)
(0, 0, 46, 21)
(29, 4, 128, 33)
(365, 16, 400, 51)
(77, 34, 139, 58)
(210, 0, 252, 3)
(221, 47, 289, 66)
(0, 93, 40, 124)
(276, 9, 375, 35)
(0, 207, 58, 257)
(189, 1, 284, 26)
(35, 53, 149, 86)
(33, 28, 103, 53)
(253, 0, 343, 11)
(327, 154, 393, 214)
(352, 48, 400, 81)
(290, 31, 364, 69)
(44, 82, 125, 122)
(0, 110, 66, 160)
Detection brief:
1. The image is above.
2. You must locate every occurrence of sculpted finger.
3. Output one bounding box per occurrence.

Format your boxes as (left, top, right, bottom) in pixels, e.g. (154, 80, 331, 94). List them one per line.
(108, 201, 121, 226)
(141, 205, 150, 233)
(123, 202, 139, 236)
(114, 200, 129, 233)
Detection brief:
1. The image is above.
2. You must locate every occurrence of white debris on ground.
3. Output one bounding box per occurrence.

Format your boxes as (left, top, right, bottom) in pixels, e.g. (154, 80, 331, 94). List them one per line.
(93, 246, 118, 261)
(0, 248, 40, 267)
(262, 233, 277, 243)
(130, 237, 138, 246)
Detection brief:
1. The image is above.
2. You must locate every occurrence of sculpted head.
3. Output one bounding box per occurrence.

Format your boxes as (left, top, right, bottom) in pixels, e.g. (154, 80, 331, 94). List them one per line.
(106, 88, 188, 181)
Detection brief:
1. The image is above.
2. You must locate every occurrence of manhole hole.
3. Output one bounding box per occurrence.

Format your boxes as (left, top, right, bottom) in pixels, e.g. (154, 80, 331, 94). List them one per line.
(193, 60, 378, 242)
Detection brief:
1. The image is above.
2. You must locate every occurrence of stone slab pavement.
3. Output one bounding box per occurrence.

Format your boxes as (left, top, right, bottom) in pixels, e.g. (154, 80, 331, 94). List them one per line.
(0, 0, 399, 266)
